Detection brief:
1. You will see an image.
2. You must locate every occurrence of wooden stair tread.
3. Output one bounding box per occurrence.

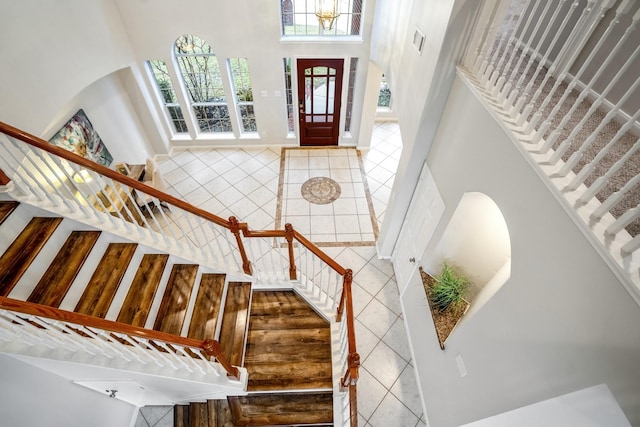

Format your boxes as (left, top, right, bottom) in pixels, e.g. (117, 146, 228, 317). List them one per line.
(153, 264, 199, 335)
(249, 290, 314, 314)
(0, 216, 63, 296)
(27, 230, 102, 307)
(244, 341, 332, 364)
(244, 290, 333, 392)
(116, 253, 169, 327)
(229, 392, 333, 425)
(246, 361, 333, 391)
(74, 243, 137, 317)
(247, 328, 331, 346)
(0, 200, 19, 226)
(219, 281, 252, 367)
(188, 273, 226, 340)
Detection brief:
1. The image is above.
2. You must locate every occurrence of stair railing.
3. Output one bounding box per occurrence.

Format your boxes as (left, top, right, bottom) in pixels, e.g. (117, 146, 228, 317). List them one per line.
(461, 0, 640, 303)
(0, 121, 360, 426)
(240, 225, 359, 426)
(0, 122, 249, 277)
(0, 296, 242, 380)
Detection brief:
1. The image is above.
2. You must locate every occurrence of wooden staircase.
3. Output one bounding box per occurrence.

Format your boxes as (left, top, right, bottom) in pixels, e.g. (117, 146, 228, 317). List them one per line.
(0, 199, 336, 426)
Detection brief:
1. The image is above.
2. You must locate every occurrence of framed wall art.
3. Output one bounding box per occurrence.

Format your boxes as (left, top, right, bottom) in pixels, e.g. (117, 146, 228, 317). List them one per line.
(49, 109, 113, 167)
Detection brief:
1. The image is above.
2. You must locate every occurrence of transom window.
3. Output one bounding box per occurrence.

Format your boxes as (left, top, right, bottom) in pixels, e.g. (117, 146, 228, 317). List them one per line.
(281, 0, 363, 36)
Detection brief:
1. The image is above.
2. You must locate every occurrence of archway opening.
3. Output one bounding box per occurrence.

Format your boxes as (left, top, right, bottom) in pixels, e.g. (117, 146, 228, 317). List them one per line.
(424, 192, 511, 319)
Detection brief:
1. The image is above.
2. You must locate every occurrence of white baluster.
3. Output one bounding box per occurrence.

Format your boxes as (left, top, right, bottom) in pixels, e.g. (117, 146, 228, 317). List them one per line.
(535, 5, 640, 151)
(483, 2, 522, 89)
(568, 120, 640, 193)
(155, 342, 194, 373)
(507, 1, 555, 117)
(606, 205, 640, 237)
(531, 0, 625, 144)
(591, 174, 640, 221)
(521, 0, 592, 128)
(473, 1, 508, 76)
(621, 233, 640, 256)
(548, 44, 640, 165)
(560, 99, 640, 179)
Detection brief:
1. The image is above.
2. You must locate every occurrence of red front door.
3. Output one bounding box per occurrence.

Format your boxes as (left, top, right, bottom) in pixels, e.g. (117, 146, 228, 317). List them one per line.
(297, 59, 344, 146)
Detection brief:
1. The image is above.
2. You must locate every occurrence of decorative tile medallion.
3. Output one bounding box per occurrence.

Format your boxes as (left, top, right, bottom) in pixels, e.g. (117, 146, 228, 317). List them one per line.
(301, 177, 341, 204)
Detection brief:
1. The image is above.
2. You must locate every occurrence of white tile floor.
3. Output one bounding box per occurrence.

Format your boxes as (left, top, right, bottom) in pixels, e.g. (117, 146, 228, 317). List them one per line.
(279, 147, 378, 245)
(137, 121, 424, 427)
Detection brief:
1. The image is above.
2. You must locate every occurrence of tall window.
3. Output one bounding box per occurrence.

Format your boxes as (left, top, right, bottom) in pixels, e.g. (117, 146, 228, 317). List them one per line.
(344, 57, 358, 132)
(378, 74, 392, 108)
(174, 34, 232, 133)
(229, 58, 256, 133)
(283, 58, 294, 133)
(147, 60, 188, 134)
(281, 0, 363, 36)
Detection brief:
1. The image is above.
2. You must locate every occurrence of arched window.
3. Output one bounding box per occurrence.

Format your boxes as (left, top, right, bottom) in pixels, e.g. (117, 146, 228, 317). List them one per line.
(174, 34, 232, 133)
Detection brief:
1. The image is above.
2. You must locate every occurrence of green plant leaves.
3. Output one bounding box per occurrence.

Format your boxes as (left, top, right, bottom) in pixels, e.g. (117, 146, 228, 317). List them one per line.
(431, 261, 470, 312)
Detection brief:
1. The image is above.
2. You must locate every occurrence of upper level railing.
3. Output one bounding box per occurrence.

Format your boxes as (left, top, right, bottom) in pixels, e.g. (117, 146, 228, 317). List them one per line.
(461, 0, 640, 303)
(0, 121, 359, 426)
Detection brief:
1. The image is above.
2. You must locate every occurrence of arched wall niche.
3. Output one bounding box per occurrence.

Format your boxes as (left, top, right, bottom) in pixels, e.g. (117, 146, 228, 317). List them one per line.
(422, 192, 511, 318)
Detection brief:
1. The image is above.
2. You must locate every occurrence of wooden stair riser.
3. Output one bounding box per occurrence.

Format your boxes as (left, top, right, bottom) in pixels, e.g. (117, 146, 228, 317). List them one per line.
(228, 392, 334, 426)
(244, 291, 333, 392)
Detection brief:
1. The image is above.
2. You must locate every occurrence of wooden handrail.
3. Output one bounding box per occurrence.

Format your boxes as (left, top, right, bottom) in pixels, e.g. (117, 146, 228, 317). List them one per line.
(339, 270, 360, 402)
(285, 223, 297, 280)
(0, 297, 239, 379)
(229, 216, 253, 275)
(1, 121, 358, 422)
(293, 230, 347, 275)
(0, 168, 10, 185)
(0, 121, 231, 229)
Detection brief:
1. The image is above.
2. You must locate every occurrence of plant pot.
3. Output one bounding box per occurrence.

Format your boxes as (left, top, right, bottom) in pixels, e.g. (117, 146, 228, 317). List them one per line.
(420, 267, 470, 350)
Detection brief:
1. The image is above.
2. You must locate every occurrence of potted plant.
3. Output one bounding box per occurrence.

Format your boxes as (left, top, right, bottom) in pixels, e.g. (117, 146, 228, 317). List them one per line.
(420, 261, 471, 349)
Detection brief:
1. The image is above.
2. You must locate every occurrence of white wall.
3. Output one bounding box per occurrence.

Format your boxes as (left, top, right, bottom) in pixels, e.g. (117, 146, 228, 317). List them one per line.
(0, 0, 135, 135)
(112, 0, 376, 147)
(0, 354, 136, 427)
(373, 0, 483, 256)
(402, 73, 640, 426)
(424, 192, 511, 301)
(42, 70, 156, 164)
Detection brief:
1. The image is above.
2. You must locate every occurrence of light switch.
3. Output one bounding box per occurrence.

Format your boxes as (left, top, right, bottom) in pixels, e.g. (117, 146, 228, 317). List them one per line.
(261, 90, 268, 97)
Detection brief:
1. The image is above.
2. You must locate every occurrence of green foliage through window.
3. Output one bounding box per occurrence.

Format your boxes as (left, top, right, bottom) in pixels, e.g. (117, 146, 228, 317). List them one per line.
(147, 60, 188, 134)
(174, 35, 232, 132)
